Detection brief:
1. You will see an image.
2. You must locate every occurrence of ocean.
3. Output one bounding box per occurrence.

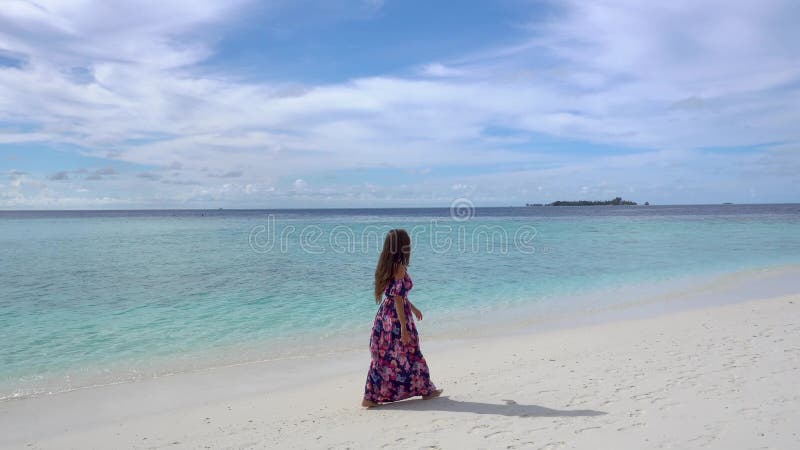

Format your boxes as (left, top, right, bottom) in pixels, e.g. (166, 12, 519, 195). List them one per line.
(2, 204, 799, 400)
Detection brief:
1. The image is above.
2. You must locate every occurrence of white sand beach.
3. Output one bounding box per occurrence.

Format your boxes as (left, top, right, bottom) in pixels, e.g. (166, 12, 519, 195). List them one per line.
(2, 268, 799, 449)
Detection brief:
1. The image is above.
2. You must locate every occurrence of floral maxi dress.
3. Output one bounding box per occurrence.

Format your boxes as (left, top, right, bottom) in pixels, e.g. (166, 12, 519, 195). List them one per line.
(363, 273, 437, 403)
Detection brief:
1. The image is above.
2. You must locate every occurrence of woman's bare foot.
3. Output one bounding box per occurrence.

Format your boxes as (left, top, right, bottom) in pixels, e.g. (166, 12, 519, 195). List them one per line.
(361, 399, 379, 408)
(422, 388, 443, 400)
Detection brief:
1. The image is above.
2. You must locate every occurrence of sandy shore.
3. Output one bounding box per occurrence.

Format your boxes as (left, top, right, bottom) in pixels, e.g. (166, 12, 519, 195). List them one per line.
(2, 272, 799, 449)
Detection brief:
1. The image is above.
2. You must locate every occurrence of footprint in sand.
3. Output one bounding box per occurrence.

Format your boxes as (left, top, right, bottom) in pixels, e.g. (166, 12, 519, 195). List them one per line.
(484, 430, 512, 439)
(630, 392, 656, 400)
(616, 422, 646, 432)
(469, 424, 490, 434)
(627, 409, 643, 418)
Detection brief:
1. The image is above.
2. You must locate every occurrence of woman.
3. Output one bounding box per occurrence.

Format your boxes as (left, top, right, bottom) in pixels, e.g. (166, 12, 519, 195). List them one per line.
(362, 229, 442, 407)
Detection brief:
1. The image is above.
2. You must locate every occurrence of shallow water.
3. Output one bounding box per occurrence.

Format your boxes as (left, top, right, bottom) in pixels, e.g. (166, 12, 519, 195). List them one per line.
(2, 204, 799, 399)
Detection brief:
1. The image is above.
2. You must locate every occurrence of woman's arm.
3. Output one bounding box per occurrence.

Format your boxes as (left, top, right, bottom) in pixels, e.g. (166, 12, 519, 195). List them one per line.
(393, 295, 411, 343)
(407, 300, 423, 320)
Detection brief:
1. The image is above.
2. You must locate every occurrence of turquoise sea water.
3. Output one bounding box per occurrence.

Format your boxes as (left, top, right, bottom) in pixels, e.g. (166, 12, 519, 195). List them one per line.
(2, 204, 800, 399)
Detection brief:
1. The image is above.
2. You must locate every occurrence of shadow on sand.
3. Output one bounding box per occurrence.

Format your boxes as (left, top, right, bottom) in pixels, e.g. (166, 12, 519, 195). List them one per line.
(375, 396, 607, 418)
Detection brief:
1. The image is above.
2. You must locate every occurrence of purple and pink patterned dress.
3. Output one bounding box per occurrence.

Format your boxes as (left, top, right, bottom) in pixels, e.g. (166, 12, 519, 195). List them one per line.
(363, 272, 437, 403)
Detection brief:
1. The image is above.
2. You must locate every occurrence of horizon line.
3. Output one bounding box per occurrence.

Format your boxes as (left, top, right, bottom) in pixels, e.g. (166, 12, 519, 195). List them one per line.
(1, 202, 799, 213)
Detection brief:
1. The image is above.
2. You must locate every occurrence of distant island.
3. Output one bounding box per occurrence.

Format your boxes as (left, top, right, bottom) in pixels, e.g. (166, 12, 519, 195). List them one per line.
(527, 197, 638, 207)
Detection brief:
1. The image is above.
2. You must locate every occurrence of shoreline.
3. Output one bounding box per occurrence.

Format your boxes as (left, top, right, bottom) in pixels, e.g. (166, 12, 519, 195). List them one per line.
(2, 265, 799, 448)
(3, 263, 798, 403)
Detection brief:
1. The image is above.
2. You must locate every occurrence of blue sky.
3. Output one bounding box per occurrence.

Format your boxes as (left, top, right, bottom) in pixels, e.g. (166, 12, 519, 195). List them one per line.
(0, 0, 798, 208)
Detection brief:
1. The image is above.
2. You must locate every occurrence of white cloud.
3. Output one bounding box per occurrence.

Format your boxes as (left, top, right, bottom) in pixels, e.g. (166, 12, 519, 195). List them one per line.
(292, 178, 308, 193)
(0, 0, 798, 207)
(420, 63, 465, 78)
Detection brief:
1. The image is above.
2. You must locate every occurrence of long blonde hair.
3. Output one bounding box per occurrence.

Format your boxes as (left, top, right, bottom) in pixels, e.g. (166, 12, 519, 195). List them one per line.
(373, 229, 411, 303)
